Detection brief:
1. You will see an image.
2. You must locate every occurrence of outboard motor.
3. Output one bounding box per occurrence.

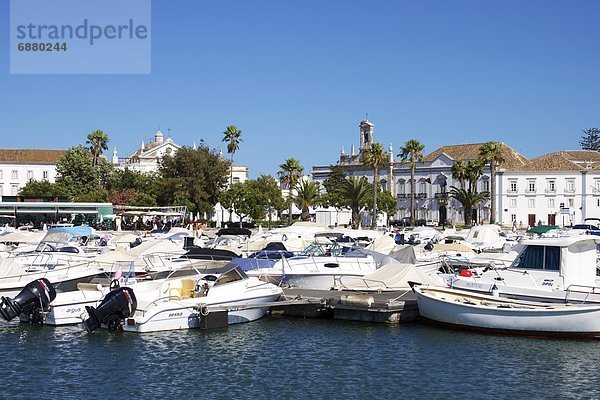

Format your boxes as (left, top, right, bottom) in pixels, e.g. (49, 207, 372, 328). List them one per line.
(0, 278, 56, 324)
(83, 287, 137, 333)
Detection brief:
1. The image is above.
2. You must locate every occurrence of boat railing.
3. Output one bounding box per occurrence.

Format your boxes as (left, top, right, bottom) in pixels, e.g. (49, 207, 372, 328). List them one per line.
(9, 258, 93, 285)
(565, 284, 600, 303)
(335, 275, 390, 290)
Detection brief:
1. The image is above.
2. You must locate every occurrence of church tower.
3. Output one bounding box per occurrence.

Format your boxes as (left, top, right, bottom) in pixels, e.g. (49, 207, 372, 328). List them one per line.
(359, 120, 375, 152)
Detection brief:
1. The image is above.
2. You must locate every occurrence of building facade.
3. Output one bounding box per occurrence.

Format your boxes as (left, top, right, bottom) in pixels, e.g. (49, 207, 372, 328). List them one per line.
(0, 149, 66, 198)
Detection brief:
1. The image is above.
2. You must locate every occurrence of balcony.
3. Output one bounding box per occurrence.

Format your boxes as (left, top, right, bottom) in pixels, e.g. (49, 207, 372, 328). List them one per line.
(417, 193, 427, 200)
(564, 188, 576, 195)
(396, 194, 407, 199)
(434, 192, 448, 200)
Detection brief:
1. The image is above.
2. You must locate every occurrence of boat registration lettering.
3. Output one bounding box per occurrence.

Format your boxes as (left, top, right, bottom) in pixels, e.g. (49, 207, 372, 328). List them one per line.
(168, 312, 183, 318)
(66, 307, 82, 314)
(542, 279, 554, 287)
(465, 282, 484, 289)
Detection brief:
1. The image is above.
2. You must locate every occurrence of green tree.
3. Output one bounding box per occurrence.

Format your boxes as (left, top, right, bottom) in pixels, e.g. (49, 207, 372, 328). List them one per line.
(254, 175, 285, 228)
(321, 165, 348, 210)
(450, 186, 488, 227)
(368, 187, 397, 226)
(580, 128, 600, 151)
(479, 142, 505, 224)
(362, 142, 388, 228)
(222, 125, 243, 186)
(159, 145, 229, 214)
(55, 145, 100, 200)
(339, 176, 370, 229)
(294, 180, 321, 221)
(398, 139, 425, 226)
(86, 130, 109, 167)
(19, 179, 67, 197)
(278, 158, 304, 225)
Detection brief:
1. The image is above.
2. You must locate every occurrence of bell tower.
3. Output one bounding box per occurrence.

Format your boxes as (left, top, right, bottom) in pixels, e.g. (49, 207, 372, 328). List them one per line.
(359, 119, 374, 152)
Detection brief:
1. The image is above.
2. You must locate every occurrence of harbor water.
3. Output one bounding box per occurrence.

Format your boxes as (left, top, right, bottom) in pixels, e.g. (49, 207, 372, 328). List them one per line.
(1, 317, 599, 399)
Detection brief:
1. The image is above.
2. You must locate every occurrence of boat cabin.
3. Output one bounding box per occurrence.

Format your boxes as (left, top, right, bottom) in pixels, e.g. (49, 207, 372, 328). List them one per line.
(510, 236, 600, 288)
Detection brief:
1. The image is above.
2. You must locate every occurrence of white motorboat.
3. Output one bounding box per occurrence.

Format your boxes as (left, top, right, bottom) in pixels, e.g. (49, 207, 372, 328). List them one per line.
(45, 259, 234, 326)
(243, 242, 379, 290)
(0, 257, 102, 298)
(444, 235, 600, 304)
(413, 284, 600, 338)
(120, 264, 282, 332)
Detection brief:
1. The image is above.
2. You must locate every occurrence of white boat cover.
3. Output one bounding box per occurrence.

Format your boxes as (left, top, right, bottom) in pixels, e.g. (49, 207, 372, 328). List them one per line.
(112, 233, 140, 244)
(0, 257, 26, 278)
(337, 263, 442, 291)
(93, 247, 137, 263)
(0, 231, 46, 244)
(127, 239, 186, 257)
(365, 235, 396, 254)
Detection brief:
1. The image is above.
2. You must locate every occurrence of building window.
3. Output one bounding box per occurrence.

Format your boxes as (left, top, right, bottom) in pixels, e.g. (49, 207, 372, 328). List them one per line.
(0, 170, 3, 179)
(482, 179, 490, 192)
(528, 198, 535, 208)
(419, 180, 426, 194)
(510, 199, 517, 208)
(548, 198, 555, 208)
(568, 198, 574, 207)
(27, 170, 33, 180)
(527, 180, 536, 192)
(42, 170, 49, 180)
(380, 179, 387, 191)
(595, 179, 600, 193)
(0, 184, 3, 196)
(11, 184, 18, 196)
(566, 179, 575, 193)
(511, 214, 516, 222)
(509, 180, 517, 192)
(397, 180, 405, 195)
(547, 179, 556, 193)
(232, 177, 240, 184)
(597, 198, 600, 207)
(11, 170, 18, 180)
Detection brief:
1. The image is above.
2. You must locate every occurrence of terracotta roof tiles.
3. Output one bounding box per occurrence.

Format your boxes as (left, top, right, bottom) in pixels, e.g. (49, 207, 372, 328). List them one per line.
(0, 149, 66, 165)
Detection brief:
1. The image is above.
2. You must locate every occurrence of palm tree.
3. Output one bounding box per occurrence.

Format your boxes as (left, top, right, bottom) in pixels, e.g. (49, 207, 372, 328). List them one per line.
(294, 180, 321, 221)
(398, 139, 425, 226)
(278, 158, 304, 225)
(222, 125, 243, 186)
(86, 130, 109, 167)
(450, 160, 468, 189)
(361, 142, 388, 228)
(466, 160, 484, 191)
(479, 142, 506, 224)
(450, 186, 488, 227)
(339, 176, 370, 229)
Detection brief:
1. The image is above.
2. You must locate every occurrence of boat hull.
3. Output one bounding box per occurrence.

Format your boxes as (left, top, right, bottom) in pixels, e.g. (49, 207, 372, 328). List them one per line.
(123, 293, 281, 333)
(415, 286, 600, 338)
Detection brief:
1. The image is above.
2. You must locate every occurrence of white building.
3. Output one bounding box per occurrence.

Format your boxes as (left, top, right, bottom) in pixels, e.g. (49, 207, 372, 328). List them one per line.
(0, 149, 65, 198)
(499, 150, 600, 228)
(112, 130, 182, 173)
(311, 120, 530, 226)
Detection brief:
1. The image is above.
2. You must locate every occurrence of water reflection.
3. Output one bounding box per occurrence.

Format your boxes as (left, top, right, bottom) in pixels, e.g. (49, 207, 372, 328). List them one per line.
(1, 318, 600, 398)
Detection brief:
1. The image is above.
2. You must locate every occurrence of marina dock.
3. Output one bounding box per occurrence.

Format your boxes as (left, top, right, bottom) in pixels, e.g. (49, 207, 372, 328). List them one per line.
(269, 288, 419, 324)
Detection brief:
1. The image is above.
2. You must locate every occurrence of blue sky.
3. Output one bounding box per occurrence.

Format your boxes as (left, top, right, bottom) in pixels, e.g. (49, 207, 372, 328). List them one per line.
(1, 0, 599, 177)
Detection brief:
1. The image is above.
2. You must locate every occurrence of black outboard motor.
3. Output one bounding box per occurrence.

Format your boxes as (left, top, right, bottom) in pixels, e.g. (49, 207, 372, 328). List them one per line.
(83, 287, 137, 333)
(0, 278, 56, 324)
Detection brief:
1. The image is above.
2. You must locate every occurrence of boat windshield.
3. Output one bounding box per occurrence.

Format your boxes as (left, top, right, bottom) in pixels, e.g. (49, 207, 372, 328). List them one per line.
(298, 243, 367, 258)
(510, 245, 560, 270)
(213, 265, 248, 286)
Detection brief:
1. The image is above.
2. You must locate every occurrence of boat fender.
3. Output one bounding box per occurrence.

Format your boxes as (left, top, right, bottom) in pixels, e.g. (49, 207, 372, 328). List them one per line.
(200, 304, 209, 317)
(491, 284, 499, 297)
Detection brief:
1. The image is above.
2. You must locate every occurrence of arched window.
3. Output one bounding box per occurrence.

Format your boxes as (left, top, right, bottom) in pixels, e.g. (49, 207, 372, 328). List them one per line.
(380, 179, 387, 191)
